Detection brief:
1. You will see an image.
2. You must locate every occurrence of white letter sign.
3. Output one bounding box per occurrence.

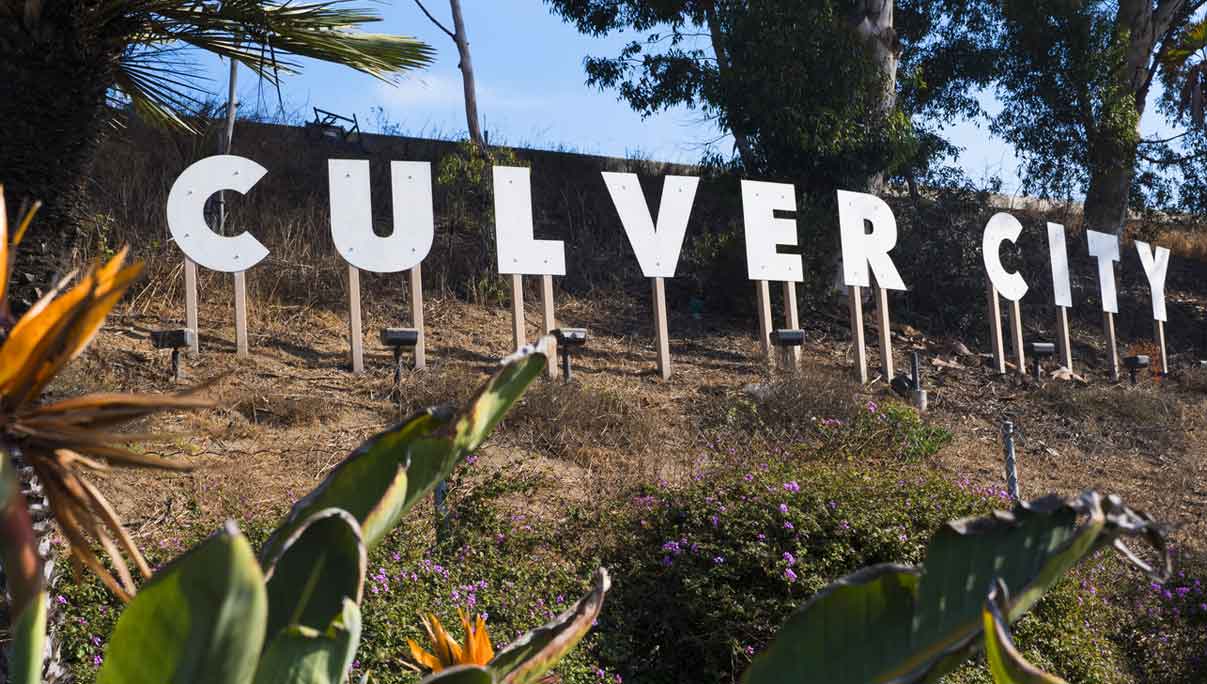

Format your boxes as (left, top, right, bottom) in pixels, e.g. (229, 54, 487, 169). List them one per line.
(1046, 222, 1072, 308)
(602, 172, 697, 278)
(1086, 230, 1121, 313)
(741, 181, 802, 282)
(836, 190, 906, 290)
(1135, 240, 1171, 321)
(328, 160, 434, 273)
(981, 212, 1028, 302)
(493, 166, 566, 276)
(166, 155, 268, 273)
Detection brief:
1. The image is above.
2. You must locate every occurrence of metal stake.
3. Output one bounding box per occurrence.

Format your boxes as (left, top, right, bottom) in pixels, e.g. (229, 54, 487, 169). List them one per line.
(170, 348, 182, 385)
(434, 479, 449, 544)
(392, 346, 403, 393)
(911, 351, 921, 388)
(561, 348, 572, 381)
(1002, 420, 1020, 502)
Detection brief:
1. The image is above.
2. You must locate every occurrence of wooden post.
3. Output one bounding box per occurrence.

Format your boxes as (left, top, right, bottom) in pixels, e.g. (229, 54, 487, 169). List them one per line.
(848, 285, 868, 384)
(652, 277, 671, 380)
(233, 271, 249, 358)
(781, 281, 800, 367)
(1056, 306, 1073, 371)
(510, 274, 525, 351)
(872, 276, 893, 379)
(541, 274, 557, 379)
(1008, 299, 1025, 376)
(1154, 319, 1168, 375)
(755, 280, 773, 361)
(987, 280, 1006, 375)
(347, 265, 363, 374)
(184, 258, 199, 355)
(408, 264, 426, 370)
(1104, 311, 1120, 381)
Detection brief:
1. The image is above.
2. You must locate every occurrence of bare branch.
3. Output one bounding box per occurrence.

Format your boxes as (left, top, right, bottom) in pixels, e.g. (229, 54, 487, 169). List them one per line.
(413, 0, 456, 40)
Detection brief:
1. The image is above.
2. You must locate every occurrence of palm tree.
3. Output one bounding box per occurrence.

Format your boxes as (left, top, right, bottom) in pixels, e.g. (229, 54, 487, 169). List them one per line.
(0, 0, 434, 235)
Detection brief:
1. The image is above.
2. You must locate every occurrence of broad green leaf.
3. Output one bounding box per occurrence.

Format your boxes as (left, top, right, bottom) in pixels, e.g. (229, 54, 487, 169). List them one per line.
(9, 591, 47, 684)
(253, 599, 362, 684)
(98, 522, 266, 684)
(742, 492, 1168, 684)
(488, 567, 610, 684)
(400, 339, 549, 516)
(263, 509, 365, 643)
(260, 408, 446, 560)
(983, 580, 1067, 684)
(419, 664, 495, 684)
(261, 340, 547, 561)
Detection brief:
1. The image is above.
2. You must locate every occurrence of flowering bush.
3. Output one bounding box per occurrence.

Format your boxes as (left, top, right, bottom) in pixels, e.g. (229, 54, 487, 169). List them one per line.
(1111, 546, 1207, 683)
(590, 454, 1130, 684)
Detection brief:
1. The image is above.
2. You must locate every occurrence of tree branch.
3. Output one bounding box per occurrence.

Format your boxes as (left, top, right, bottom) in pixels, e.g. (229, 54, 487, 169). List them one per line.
(413, 0, 456, 40)
(1139, 131, 1190, 145)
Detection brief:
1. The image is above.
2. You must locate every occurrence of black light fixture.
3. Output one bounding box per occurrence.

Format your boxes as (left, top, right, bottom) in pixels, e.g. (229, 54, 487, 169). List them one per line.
(380, 327, 420, 388)
(1123, 355, 1150, 386)
(1025, 342, 1056, 381)
(769, 329, 805, 370)
(150, 328, 196, 384)
(552, 328, 589, 381)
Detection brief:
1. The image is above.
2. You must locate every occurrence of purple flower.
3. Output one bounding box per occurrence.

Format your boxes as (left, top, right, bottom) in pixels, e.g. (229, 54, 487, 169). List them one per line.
(784, 568, 798, 583)
(55, 595, 67, 606)
(783, 521, 794, 530)
(709, 515, 719, 527)
(92, 655, 102, 667)
(782, 551, 796, 566)
(712, 555, 725, 565)
(827, 500, 838, 511)
(866, 400, 879, 413)
(778, 503, 789, 514)
(744, 473, 754, 482)
(756, 533, 766, 542)
(783, 481, 800, 493)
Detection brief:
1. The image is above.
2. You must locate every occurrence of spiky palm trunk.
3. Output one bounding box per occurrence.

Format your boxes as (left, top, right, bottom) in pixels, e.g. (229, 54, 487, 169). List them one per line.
(0, 7, 122, 245)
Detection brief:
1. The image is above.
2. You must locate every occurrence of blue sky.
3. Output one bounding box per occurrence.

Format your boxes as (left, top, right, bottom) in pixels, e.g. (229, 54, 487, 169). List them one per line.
(194, 1, 1181, 197)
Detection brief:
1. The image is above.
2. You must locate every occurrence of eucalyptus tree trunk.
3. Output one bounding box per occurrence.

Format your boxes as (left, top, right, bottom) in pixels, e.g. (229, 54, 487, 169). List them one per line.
(850, 0, 898, 194)
(0, 5, 120, 242)
(1084, 0, 1187, 234)
(447, 0, 485, 150)
(702, 1, 758, 170)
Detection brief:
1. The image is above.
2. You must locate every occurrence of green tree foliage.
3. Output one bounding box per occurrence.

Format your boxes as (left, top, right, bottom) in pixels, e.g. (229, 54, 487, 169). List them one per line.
(979, 1, 1206, 231)
(543, 0, 921, 197)
(0, 1, 433, 234)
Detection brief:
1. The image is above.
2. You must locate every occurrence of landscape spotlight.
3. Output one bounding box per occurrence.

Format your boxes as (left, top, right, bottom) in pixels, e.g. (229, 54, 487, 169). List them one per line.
(769, 329, 805, 371)
(1025, 342, 1056, 381)
(380, 327, 420, 389)
(1123, 355, 1150, 386)
(150, 328, 196, 384)
(552, 328, 589, 381)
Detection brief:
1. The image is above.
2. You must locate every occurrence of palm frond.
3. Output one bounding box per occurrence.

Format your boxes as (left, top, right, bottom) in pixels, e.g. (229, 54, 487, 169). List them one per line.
(104, 0, 435, 131)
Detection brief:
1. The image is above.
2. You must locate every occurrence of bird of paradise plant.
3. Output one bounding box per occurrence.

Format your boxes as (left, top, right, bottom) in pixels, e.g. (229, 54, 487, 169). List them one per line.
(0, 188, 212, 609)
(408, 610, 496, 673)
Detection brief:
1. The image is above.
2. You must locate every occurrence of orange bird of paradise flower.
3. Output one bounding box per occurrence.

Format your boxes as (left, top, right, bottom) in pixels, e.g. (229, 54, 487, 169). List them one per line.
(0, 189, 211, 604)
(407, 610, 495, 672)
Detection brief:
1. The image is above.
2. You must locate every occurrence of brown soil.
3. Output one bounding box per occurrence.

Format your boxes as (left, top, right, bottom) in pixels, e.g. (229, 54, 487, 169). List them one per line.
(53, 283, 1207, 555)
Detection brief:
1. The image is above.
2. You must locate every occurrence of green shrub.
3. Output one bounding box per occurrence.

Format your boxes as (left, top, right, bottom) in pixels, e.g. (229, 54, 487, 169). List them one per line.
(588, 455, 1127, 684)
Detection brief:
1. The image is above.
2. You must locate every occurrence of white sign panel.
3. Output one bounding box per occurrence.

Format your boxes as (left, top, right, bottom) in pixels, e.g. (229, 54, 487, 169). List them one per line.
(836, 190, 906, 290)
(1046, 222, 1073, 308)
(1086, 230, 1121, 314)
(741, 180, 802, 282)
(1135, 240, 1171, 322)
(493, 166, 566, 276)
(329, 160, 434, 273)
(166, 155, 269, 273)
(602, 172, 697, 278)
(981, 212, 1028, 302)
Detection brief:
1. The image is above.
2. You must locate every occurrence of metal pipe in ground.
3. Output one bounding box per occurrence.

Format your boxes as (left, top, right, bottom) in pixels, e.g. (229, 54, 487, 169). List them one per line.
(1002, 419, 1020, 502)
